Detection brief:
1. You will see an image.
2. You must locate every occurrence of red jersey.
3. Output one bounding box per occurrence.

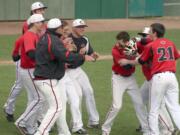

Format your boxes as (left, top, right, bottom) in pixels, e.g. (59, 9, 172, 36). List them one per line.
(12, 36, 24, 57)
(140, 38, 179, 75)
(22, 21, 28, 34)
(142, 63, 152, 81)
(137, 37, 152, 54)
(21, 31, 39, 69)
(112, 45, 135, 76)
(137, 39, 152, 81)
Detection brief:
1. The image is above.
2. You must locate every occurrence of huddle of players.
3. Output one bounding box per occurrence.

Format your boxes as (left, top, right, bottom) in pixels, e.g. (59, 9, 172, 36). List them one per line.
(3, 2, 100, 135)
(101, 24, 180, 135)
(3, 1, 180, 135)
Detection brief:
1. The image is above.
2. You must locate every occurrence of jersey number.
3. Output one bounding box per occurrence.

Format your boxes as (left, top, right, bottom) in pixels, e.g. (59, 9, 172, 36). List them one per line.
(158, 47, 174, 61)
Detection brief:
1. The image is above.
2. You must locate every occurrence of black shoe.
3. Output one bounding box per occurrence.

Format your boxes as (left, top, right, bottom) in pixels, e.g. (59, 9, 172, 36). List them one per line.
(87, 124, 100, 129)
(4, 109, 14, 122)
(135, 125, 142, 132)
(6, 113, 15, 122)
(172, 129, 180, 135)
(73, 128, 88, 134)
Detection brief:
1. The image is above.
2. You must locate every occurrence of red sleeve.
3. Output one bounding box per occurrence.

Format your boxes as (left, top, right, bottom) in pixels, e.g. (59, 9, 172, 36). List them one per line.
(112, 47, 123, 63)
(137, 42, 144, 54)
(173, 44, 180, 59)
(12, 36, 23, 56)
(24, 33, 36, 53)
(139, 44, 152, 62)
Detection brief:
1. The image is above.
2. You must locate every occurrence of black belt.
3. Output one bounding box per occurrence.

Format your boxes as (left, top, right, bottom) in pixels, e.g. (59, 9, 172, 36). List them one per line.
(34, 76, 48, 80)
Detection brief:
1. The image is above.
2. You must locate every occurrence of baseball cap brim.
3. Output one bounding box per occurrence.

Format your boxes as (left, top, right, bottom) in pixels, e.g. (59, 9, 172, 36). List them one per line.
(31, 6, 48, 11)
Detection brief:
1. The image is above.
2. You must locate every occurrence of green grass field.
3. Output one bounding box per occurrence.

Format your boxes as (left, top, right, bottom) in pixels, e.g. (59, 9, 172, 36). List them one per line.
(0, 30, 180, 135)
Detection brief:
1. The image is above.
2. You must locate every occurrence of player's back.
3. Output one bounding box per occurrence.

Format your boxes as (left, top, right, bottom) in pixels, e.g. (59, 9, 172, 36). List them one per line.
(151, 38, 178, 75)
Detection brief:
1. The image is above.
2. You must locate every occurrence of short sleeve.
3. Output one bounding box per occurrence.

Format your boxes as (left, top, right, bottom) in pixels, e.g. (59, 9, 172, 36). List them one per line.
(24, 33, 37, 53)
(112, 48, 123, 63)
(173, 44, 180, 59)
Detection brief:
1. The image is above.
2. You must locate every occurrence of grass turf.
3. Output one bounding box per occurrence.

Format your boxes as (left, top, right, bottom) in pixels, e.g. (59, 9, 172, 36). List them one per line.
(0, 30, 180, 135)
(1, 29, 180, 60)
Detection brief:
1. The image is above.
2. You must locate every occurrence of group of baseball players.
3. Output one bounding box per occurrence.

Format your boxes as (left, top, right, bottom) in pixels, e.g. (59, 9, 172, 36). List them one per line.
(101, 24, 180, 135)
(2, 1, 180, 135)
(3, 1, 99, 135)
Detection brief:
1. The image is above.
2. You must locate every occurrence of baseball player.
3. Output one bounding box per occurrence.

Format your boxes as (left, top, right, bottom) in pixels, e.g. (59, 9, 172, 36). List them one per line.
(66, 19, 100, 131)
(3, 1, 47, 123)
(101, 31, 149, 135)
(57, 21, 86, 134)
(3, 36, 24, 122)
(23, 1, 47, 34)
(33, 18, 94, 135)
(120, 23, 180, 135)
(136, 27, 175, 135)
(15, 14, 45, 135)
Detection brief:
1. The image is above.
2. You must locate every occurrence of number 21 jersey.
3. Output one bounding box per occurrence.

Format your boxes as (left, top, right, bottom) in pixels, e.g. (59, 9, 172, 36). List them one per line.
(139, 38, 180, 75)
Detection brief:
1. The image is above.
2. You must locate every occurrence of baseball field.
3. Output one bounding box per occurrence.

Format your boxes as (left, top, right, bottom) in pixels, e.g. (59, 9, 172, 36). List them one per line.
(0, 19, 180, 135)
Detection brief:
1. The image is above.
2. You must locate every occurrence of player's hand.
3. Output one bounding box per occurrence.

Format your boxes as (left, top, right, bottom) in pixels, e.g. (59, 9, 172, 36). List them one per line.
(91, 52, 99, 61)
(79, 47, 86, 55)
(66, 44, 77, 52)
(118, 59, 130, 66)
(85, 55, 95, 62)
(63, 38, 77, 52)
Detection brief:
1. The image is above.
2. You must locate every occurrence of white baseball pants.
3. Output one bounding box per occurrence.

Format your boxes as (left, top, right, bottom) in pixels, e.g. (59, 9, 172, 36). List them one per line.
(34, 79, 68, 135)
(66, 67, 99, 125)
(149, 72, 180, 135)
(102, 73, 149, 134)
(140, 80, 174, 134)
(16, 68, 43, 134)
(62, 72, 83, 132)
(4, 60, 23, 114)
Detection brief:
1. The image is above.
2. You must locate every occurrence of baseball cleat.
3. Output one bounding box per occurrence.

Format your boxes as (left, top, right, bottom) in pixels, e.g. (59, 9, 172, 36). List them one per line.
(87, 124, 100, 129)
(172, 129, 180, 135)
(3, 108, 15, 122)
(6, 113, 15, 122)
(135, 125, 142, 132)
(72, 128, 88, 134)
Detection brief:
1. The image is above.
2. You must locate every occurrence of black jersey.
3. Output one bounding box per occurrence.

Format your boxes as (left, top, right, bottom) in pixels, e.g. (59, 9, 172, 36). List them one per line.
(69, 34, 94, 55)
(34, 31, 85, 80)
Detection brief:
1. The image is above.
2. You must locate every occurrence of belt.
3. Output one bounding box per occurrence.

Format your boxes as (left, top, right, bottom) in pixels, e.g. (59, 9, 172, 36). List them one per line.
(34, 76, 48, 80)
(114, 72, 132, 77)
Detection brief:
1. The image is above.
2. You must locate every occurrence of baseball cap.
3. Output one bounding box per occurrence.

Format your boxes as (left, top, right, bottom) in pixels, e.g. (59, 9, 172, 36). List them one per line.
(31, 2, 47, 11)
(47, 18, 62, 29)
(72, 19, 88, 27)
(138, 27, 151, 36)
(27, 14, 45, 25)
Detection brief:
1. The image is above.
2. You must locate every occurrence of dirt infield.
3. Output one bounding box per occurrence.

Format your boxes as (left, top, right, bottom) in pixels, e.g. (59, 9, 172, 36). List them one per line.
(0, 55, 112, 65)
(1, 17, 180, 35)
